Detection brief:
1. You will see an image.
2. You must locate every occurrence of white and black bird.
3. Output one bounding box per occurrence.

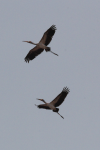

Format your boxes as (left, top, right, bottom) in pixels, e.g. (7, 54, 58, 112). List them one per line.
(35, 87, 70, 119)
(23, 25, 58, 63)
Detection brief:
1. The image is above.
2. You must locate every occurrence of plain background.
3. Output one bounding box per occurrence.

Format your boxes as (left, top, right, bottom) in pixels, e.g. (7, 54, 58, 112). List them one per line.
(0, 0, 100, 150)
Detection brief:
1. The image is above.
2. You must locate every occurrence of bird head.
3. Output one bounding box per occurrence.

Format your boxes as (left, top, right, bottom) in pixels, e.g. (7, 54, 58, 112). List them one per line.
(22, 41, 37, 45)
(23, 41, 33, 44)
(37, 98, 46, 103)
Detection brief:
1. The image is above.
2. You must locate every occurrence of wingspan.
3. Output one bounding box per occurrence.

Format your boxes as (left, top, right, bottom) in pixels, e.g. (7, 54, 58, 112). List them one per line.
(39, 25, 57, 46)
(24, 46, 44, 63)
(50, 87, 70, 107)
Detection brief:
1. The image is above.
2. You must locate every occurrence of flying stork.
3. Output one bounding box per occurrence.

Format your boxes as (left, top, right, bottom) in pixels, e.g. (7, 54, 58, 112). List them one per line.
(23, 25, 58, 63)
(35, 87, 70, 119)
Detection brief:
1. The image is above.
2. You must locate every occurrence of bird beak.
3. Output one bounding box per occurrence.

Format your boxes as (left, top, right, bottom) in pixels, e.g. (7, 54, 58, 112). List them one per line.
(22, 41, 35, 45)
(37, 98, 42, 101)
(23, 41, 29, 43)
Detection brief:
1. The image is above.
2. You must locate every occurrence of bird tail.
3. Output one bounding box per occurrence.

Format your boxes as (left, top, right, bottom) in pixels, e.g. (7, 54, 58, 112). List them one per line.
(45, 47, 51, 52)
(53, 108, 59, 112)
(56, 108, 59, 112)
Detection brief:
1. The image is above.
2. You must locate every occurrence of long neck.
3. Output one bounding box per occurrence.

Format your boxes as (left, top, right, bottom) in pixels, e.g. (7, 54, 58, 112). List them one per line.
(31, 42, 38, 45)
(42, 100, 47, 104)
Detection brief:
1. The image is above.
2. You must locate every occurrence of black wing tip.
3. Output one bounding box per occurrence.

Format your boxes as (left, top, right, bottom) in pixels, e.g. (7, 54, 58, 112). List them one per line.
(63, 87, 70, 93)
(51, 25, 57, 30)
(35, 104, 40, 109)
(24, 57, 30, 63)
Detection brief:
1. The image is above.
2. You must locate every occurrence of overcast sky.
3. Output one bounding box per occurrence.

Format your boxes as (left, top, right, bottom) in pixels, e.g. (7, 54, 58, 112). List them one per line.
(0, 0, 100, 150)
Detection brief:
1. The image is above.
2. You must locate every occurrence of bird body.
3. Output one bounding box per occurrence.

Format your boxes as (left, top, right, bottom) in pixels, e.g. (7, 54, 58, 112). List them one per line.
(45, 103, 58, 112)
(47, 103, 57, 111)
(37, 100, 57, 112)
(23, 25, 58, 63)
(37, 42, 50, 51)
(35, 87, 70, 119)
(38, 42, 47, 49)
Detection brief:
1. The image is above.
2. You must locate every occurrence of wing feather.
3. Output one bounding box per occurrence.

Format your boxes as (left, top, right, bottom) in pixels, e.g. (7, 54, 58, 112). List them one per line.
(37, 104, 50, 110)
(39, 25, 57, 46)
(50, 87, 70, 107)
(24, 46, 44, 63)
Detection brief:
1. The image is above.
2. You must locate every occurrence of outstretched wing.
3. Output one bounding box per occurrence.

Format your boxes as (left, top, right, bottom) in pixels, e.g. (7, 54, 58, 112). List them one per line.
(39, 25, 57, 46)
(24, 46, 44, 63)
(50, 87, 70, 107)
(37, 104, 50, 110)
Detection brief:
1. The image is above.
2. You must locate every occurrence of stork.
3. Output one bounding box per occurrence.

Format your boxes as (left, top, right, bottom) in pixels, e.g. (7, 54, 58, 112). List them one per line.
(23, 25, 58, 63)
(35, 87, 70, 119)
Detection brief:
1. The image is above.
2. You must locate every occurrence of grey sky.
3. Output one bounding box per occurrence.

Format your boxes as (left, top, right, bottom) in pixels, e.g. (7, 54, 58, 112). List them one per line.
(0, 0, 100, 150)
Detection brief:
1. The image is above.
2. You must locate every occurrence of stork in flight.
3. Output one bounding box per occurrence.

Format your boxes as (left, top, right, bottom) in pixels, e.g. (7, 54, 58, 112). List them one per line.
(23, 25, 58, 63)
(35, 87, 70, 119)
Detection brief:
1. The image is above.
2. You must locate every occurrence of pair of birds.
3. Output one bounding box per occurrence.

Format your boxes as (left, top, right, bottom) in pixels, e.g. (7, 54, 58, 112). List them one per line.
(23, 25, 70, 119)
